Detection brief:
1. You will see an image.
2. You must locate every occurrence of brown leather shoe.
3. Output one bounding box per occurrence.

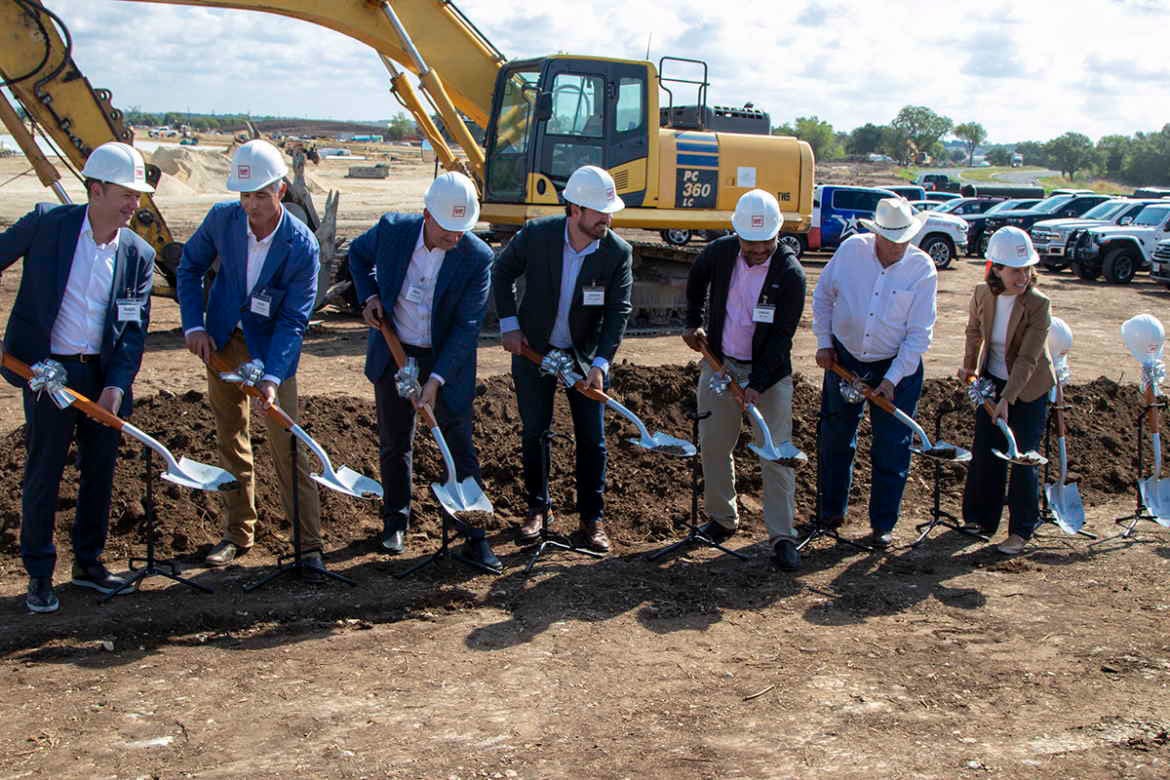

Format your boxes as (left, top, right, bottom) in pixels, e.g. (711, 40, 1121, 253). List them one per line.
(205, 539, 250, 567)
(516, 510, 549, 545)
(578, 518, 610, 553)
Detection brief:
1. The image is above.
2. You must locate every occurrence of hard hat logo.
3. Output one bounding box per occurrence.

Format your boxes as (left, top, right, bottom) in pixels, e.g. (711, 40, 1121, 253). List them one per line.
(238, 165, 251, 179)
(134, 166, 145, 179)
(452, 205, 466, 219)
(606, 187, 615, 199)
(751, 215, 765, 229)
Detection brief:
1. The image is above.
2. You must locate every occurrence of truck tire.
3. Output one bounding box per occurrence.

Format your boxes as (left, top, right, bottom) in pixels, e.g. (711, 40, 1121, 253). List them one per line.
(978, 231, 991, 258)
(1072, 262, 1101, 281)
(778, 232, 805, 259)
(920, 234, 955, 269)
(661, 228, 692, 246)
(1041, 261, 1068, 273)
(1102, 246, 1139, 284)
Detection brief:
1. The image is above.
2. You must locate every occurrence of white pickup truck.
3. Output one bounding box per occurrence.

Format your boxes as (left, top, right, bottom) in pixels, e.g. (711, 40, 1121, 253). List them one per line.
(1068, 202, 1170, 283)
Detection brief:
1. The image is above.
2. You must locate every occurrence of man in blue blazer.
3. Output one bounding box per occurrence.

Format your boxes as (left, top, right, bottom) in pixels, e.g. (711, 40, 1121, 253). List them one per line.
(0, 142, 156, 613)
(348, 172, 496, 567)
(176, 140, 325, 577)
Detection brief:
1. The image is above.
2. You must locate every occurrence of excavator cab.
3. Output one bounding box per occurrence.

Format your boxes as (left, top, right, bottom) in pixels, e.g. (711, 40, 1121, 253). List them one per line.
(484, 56, 652, 210)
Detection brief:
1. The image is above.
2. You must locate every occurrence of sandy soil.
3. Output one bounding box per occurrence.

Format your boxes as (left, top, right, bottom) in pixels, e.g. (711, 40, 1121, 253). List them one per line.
(1, 151, 1169, 778)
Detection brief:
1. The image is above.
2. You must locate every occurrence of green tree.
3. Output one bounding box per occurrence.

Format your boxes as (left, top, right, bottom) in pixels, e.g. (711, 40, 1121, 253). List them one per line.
(1096, 134, 1131, 179)
(847, 123, 886, 155)
(953, 121, 988, 166)
(948, 147, 968, 164)
(986, 147, 1012, 166)
(1045, 132, 1095, 179)
(385, 112, 417, 141)
(1015, 141, 1049, 168)
(890, 106, 953, 164)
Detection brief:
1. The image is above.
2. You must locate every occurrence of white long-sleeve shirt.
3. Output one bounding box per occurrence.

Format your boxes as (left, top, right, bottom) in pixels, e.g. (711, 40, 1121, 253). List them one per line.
(393, 223, 446, 349)
(812, 233, 937, 386)
(50, 211, 117, 355)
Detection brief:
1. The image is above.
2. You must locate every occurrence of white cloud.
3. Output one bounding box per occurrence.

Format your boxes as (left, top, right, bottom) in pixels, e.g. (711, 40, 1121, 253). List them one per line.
(28, 0, 1170, 143)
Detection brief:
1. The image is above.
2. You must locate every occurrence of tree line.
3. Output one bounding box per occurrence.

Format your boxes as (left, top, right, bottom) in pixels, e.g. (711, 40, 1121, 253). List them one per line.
(773, 106, 1170, 187)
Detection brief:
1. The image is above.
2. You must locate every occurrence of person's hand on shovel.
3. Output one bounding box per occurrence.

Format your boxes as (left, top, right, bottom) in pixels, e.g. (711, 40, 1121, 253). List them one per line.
(97, 386, 123, 415)
(251, 380, 278, 412)
(874, 379, 896, 401)
(185, 330, 217, 363)
(362, 296, 384, 329)
(992, 398, 1009, 422)
(681, 327, 706, 352)
(501, 328, 529, 356)
(412, 376, 441, 411)
(815, 348, 837, 370)
(585, 366, 605, 393)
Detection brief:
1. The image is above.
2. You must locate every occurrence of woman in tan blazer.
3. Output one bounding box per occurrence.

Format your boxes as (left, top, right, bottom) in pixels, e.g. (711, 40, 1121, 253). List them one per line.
(957, 227, 1055, 555)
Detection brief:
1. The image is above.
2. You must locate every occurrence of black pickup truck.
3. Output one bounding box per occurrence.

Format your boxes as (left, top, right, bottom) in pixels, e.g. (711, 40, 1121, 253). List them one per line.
(978, 193, 1111, 255)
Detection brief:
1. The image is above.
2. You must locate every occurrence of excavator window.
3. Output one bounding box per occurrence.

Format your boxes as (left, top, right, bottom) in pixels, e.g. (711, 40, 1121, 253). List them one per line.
(486, 67, 540, 201)
(616, 78, 644, 134)
(548, 74, 604, 138)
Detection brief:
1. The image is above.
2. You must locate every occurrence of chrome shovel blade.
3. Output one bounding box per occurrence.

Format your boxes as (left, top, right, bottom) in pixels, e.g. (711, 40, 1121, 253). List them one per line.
(312, 465, 383, 500)
(432, 477, 494, 516)
(911, 440, 973, 463)
(159, 457, 238, 492)
(1045, 481, 1087, 534)
(748, 439, 808, 464)
(1138, 476, 1170, 527)
(627, 432, 697, 458)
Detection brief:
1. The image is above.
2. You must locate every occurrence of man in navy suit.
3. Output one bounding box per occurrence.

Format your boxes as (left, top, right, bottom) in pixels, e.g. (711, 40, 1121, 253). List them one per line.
(348, 172, 496, 567)
(176, 140, 324, 577)
(0, 142, 156, 613)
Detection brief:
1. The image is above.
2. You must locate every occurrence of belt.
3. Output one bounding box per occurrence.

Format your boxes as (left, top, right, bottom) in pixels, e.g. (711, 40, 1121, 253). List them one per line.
(50, 353, 100, 364)
(402, 343, 432, 358)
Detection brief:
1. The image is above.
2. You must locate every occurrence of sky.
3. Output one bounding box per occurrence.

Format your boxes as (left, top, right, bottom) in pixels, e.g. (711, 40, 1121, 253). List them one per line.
(31, 0, 1170, 144)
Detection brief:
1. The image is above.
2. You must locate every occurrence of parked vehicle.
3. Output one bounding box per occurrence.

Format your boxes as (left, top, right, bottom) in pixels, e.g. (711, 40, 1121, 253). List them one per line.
(932, 196, 1004, 218)
(1010, 152, 1023, 167)
(960, 184, 1045, 199)
(1069, 202, 1170, 283)
(923, 191, 961, 202)
(1133, 187, 1170, 199)
(964, 198, 1042, 257)
(980, 193, 1112, 256)
(1150, 238, 1170, 289)
(1030, 199, 1162, 271)
(792, 185, 967, 269)
(909, 199, 944, 211)
(1049, 188, 1096, 197)
(886, 185, 927, 201)
(914, 173, 961, 192)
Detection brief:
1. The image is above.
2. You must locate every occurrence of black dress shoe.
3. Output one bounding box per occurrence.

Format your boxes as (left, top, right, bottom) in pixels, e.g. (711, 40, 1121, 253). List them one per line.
(301, 551, 328, 584)
(773, 538, 801, 571)
(697, 521, 736, 544)
(26, 576, 59, 613)
(381, 529, 405, 554)
(461, 536, 501, 570)
(71, 562, 130, 595)
(868, 531, 894, 549)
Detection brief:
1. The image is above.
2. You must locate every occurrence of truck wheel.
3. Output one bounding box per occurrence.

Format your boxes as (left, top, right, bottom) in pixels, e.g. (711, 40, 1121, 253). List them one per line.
(920, 235, 954, 269)
(1041, 261, 1068, 273)
(1103, 247, 1138, 284)
(778, 233, 805, 259)
(978, 232, 991, 258)
(1072, 262, 1102, 281)
(661, 229, 692, 246)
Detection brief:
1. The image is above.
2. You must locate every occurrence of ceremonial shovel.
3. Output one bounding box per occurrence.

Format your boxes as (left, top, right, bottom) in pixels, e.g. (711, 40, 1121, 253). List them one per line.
(830, 362, 971, 463)
(1044, 317, 1086, 534)
(1121, 314, 1170, 525)
(376, 321, 493, 516)
(690, 335, 806, 464)
(210, 355, 382, 499)
(521, 345, 696, 458)
(964, 376, 1047, 466)
(3, 353, 235, 491)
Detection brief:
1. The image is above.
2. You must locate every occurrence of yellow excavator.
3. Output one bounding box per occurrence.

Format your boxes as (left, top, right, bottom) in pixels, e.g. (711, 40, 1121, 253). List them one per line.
(0, 0, 814, 320)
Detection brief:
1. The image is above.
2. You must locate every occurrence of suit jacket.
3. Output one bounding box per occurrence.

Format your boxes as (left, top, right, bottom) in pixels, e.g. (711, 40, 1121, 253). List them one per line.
(348, 213, 493, 414)
(963, 282, 1055, 404)
(685, 236, 806, 392)
(492, 215, 633, 373)
(0, 203, 154, 416)
(176, 201, 319, 382)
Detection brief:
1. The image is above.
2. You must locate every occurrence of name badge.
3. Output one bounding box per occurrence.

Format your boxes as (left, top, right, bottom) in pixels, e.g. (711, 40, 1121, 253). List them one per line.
(752, 304, 776, 324)
(583, 286, 605, 306)
(116, 298, 143, 324)
(405, 285, 424, 304)
(250, 290, 272, 318)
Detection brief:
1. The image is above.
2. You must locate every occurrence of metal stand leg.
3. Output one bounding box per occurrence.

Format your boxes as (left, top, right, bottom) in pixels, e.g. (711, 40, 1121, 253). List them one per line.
(395, 506, 502, 578)
(244, 435, 355, 591)
(1094, 402, 1166, 545)
(645, 410, 747, 562)
(101, 442, 214, 603)
(1035, 402, 1098, 540)
(798, 407, 873, 553)
(912, 405, 985, 546)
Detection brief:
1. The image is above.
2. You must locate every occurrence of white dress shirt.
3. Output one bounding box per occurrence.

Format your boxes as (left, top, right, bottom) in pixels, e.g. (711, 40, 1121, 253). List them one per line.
(50, 211, 117, 355)
(393, 223, 445, 349)
(500, 224, 610, 373)
(812, 233, 937, 386)
(987, 293, 1016, 380)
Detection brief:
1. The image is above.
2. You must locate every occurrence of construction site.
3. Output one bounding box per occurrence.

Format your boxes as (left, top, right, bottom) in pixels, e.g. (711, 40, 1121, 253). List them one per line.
(2, 1, 1170, 778)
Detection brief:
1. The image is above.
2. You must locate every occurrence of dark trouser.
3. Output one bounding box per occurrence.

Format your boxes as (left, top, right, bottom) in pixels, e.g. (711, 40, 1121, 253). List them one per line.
(20, 358, 122, 578)
(818, 340, 925, 533)
(962, 376, 1047, 538)
(375, 346, 480, 533)
(512, 354, 606, 521)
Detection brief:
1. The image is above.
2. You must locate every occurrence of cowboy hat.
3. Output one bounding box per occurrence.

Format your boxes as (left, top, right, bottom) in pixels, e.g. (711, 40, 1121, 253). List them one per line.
(859, 197, 928, 243)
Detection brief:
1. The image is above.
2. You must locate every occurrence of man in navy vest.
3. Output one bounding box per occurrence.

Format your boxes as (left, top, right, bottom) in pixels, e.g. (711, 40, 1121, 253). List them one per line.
(348, 172, 496, 567)
(0, 142, 156, 613)
(177, 140, 324, 577)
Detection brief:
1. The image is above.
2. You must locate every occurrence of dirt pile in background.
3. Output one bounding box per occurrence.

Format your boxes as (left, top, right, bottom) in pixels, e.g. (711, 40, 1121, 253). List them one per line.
(150, 147, 233, 193)
(0, 365, 1150, 562)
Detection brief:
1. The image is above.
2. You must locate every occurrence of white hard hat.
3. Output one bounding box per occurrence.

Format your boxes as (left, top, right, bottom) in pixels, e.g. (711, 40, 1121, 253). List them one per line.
(986, 226, 1039, 267)
(563, 165, 624, 214)
(227, 140, 288, 192)
(732, 189, 782, 241)
(80, 142, 154, 193)
(1121, 313, 1165, 364)
(424, 171, 480, 232)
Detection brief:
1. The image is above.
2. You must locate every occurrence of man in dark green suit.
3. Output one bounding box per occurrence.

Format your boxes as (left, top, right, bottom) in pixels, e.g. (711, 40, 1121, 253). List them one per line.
(492, 166, 633, 553)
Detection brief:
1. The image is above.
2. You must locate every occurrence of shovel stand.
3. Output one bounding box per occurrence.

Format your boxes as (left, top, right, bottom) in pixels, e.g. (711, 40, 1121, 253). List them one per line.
(101, 442, 214, 603)
(1094, 401, 1168, 545)
(912, 405, 984, 546)
(395, 504, 502, 579)
(244, 435, 356, 591)
(798, 407, 873, 553)
(521, 430, 605, 576)
(1036, 400, 1097, 540)
(645, 410, 748, 562)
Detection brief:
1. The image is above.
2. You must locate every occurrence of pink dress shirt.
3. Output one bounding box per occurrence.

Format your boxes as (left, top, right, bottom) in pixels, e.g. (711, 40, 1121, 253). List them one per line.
(720, 252, 771, 361)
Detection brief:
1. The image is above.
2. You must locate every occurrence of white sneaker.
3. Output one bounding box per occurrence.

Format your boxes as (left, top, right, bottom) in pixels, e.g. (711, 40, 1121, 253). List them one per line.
(996, 534, 1028, 555)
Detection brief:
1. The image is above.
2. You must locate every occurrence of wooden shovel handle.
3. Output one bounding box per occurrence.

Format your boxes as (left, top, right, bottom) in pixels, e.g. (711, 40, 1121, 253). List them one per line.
(1052, 382, 1069, 439)
(1146, 386, 1162, 435)
(517, 344, 610, 403)
(205, 353, 296, 429)
(376, 318, 409, 370)
(830, 362, 896, 415)
(689, 334, 746, 407)
(1, 353, 125, 431)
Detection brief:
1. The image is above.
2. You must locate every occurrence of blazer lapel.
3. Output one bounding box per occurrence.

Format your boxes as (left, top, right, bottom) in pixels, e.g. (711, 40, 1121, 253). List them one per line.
(548, 219, 566, 306)
(384, 217, 420, 305)
(230, 208, 249, 294)
(980, 288, 993, 346)
(1006, 293, 1026, 345)
(55, 206, 87, 303)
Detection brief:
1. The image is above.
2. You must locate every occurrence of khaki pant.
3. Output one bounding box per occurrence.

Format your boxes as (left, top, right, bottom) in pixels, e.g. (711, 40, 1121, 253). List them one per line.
(697, 358, 796, 542)
(207, 331, 322, 550)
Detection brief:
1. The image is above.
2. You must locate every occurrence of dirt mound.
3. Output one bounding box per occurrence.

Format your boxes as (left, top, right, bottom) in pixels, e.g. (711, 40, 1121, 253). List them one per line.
(0, 366, 1151, 563)
(151, 171, 195, 198)
(150, 146, 232, 193)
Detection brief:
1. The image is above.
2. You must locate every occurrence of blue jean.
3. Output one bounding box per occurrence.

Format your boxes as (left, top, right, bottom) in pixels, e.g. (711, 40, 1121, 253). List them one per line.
(20, 359, 122, 578)
(512, 354, 607, 521)
(817, 341, 924, 533)
(962, 376, 1047, 538)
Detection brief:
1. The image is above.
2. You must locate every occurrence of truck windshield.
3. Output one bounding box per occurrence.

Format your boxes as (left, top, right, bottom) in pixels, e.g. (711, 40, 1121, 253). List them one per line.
(486, 67, 540, 201)
(1033, 195, 1076, 214)
(1133, 204, 1170, 226)
(1081, 200, 1129, 220)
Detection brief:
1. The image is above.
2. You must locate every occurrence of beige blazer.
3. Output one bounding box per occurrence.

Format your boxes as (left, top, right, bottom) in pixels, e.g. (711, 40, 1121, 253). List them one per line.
(963, 283, 1055, 404)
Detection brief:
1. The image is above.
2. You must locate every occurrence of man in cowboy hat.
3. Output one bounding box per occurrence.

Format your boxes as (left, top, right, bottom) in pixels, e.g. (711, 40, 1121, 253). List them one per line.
(811, 197, 938, 547)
